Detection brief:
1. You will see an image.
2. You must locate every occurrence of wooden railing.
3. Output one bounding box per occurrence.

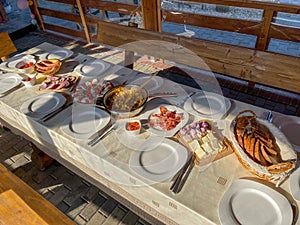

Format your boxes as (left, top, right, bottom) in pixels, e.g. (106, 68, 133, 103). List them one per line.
(29, 0, 300, 97)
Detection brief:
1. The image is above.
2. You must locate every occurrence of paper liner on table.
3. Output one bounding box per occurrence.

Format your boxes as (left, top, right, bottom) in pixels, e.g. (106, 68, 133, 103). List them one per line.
(230, 110, 297, 186)
(176, 120, 233, 167)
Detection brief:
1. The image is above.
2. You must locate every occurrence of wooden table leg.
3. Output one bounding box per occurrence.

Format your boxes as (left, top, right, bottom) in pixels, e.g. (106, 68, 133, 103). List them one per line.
(30, 143, 54, 171)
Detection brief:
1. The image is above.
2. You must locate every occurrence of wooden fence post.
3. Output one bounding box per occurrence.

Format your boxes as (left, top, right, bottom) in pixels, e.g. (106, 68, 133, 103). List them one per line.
(141, 0, 161, 32)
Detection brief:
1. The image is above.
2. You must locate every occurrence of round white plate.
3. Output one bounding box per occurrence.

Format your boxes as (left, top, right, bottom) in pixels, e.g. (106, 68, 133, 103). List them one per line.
(277, 120, 300, 152)
(129, 137, 189, 182)
(20, 92, 66, 119)
(130, 75, 164, 93)
(60, 106, 110, 139)
(43, 49, 73, 60)
(290, 166, 300, 201)
(142, 104, 189, 137)
(184, 91, 231, 119)
(0, 73, 22, 94)
(74, 59, 110, 77)
(219, 179, 293, 225)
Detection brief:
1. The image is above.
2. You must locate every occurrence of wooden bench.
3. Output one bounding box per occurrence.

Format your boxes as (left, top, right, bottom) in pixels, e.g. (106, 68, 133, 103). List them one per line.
(96, 20, 300, 115)
(0, 163, 75, 225)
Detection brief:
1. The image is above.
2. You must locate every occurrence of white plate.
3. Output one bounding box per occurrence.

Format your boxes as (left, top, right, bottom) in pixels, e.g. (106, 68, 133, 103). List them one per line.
(0, 73, 22, 94)
(130, 75, 164, 93)
(142, 104, 189, 137)
(60, 105, 110, 139)
(290, 166, 300, 201)
(275, 118, 300, 152)
(20, 92, 66, 119)
(43, 49, 73, 61)
(184, 91, 231, 119)
(219, 179, 293, 225)
(129, 137, 189, 182)
(74, 59, 110, 77)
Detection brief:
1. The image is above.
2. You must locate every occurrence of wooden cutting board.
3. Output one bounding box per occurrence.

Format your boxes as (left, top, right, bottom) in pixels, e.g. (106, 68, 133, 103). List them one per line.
(0, 189, 49, 225)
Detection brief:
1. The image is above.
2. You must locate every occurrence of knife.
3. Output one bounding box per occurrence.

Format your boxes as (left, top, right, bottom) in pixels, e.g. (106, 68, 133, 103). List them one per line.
(170, 153, 194, 193)
(88, 123, 116, 147)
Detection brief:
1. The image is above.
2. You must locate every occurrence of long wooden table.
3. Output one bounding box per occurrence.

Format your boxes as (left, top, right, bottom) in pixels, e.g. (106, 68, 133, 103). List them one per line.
(0, 42, 299, 225)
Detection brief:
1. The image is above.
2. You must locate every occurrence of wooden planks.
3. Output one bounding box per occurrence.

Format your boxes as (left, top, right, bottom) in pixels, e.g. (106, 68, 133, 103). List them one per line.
(141, 0, 161, 31)
(162, 10, 261, 36)
(0, 163, 75, 225)
(255, 9, 275, 50)
(96, 20, 300, 93)
(0, 32, 17, 62)
(0, 190, 49, 225)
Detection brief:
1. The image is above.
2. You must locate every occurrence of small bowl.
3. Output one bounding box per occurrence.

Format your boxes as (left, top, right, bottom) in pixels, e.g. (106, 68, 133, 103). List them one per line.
(21, 75, 36, 87)
(16, 58, 36, 74)
(125, 120, 141, 136)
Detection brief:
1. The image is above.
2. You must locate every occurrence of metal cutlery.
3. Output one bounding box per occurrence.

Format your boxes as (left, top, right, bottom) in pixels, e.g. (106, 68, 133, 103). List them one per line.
(88, 123, 117, 147)
(170, 153, 195, 194)
(41, 102, 73, 122)
(266, 111, 273, 123)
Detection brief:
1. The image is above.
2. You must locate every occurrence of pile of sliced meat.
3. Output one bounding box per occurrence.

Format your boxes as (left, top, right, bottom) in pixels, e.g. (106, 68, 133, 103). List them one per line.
(39, 75, 77, 91)
(149, 106, 182, 131)
(73, 79, 113, 104)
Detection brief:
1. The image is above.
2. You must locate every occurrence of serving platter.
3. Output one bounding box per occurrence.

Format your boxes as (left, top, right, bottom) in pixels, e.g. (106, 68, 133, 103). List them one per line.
(219, 179, 293, 225)
(74, 59, 110, 77)
(0, 54, 35, 72)
(142, 104, 189, 137)
(184, 91, 231, 119)
(129, 137, 189, 182)
(20, 92, 66, 120)
(0, 73, 22, 94)
(60, 105, 110, 139)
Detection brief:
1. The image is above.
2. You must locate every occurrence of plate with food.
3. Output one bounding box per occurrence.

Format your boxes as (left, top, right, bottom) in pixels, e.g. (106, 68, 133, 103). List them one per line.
(20, 92, 66, 119)
(38, 74, 79, 93)
(0, 73, 22, 95)
(142, 104, 189, 137)
(230, 110, 297, 186)
(60, 104, 110, 139)
(74, 59, 110, 77)
(177, 120, 231, 167)
(73, 79, 113, 104)
(34, 59, 62, 75)
(129, 137, 189, 182)
(184, 91, 231, 119)
(43, 49, 73, 61)
(0, 54, 35, 72)
(219, 179, 293, 225)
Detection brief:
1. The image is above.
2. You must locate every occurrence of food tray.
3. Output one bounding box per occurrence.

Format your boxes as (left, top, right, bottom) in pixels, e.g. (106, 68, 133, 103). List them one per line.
(230, 110, 297, 186)
(37, 74, 80, 93)
(176, 120, 233, 167)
